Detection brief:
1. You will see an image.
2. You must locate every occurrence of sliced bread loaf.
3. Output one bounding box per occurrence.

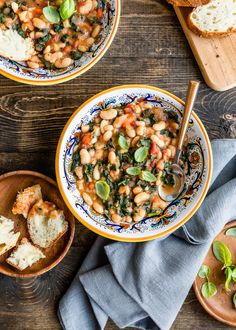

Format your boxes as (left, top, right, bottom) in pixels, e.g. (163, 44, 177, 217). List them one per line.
(0, 215, 20, 256)
(167, 0, 210, 7)
(0, 28, 35, 61)
(12, 184, 42, 218)
(6, 238, 45, 271)
(188, 0, 236, 37)
(27, 200, 68, 249)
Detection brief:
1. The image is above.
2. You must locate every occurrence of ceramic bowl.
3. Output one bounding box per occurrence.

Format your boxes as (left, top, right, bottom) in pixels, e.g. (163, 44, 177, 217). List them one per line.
(56, 85, 213, 242)
(0, 0, 120, 85)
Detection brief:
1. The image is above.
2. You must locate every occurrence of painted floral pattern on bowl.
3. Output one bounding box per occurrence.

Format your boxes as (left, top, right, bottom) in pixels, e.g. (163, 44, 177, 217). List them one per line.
(56, 86, 212, 241)
(0, 0, 119, 84)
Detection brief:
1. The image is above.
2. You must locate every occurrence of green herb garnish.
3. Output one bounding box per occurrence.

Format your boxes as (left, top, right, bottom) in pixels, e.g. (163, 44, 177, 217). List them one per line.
(118, 135, 129, 150)
(225, 227, 236, 238)
(95, 180, 110, 201)
(213, 241, 232, 269)
(43, 6, 60, 24)
(134, 146, 149, 162)
(126, 167, 140, 176)
(59, 0, 75, 20)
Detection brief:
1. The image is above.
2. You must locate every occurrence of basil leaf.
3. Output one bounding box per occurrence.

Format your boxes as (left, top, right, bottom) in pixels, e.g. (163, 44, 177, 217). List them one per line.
(198, 265, 210, 279)
(233, 293, 236, 308)
(95, 180, 110, 201)
(225, 267, 232, 291)
(141, 171, 156, 182)
(201, 282, 217, 299)
(226, 227, 236, 238)
(126, 167, 140, 176)
(134, 146, 149, 162)
(118, 135, 129, 150)
(213, 241, 232, 268)
(43, 6, 60, 23)
(231, 267, 236, 282)
(59, 0, 75, 20)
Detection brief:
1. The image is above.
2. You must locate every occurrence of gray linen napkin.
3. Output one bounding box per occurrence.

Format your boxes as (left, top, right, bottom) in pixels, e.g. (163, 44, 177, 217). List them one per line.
(58, 139, 236, 330)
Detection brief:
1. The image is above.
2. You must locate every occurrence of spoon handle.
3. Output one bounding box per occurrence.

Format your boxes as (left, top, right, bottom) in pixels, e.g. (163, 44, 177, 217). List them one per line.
(175, 80, 200, 164)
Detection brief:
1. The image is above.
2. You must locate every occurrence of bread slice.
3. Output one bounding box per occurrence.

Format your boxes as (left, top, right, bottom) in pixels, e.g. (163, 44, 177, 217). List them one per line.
(12, 184, 42, 219)
(167, 0, 210, 7)
(6, 238, 45, 271)
(0, 215, 20, 256)
(188, 0, 236, 37)
(0, 28, 35, 61)
(27, 200, 68, 249)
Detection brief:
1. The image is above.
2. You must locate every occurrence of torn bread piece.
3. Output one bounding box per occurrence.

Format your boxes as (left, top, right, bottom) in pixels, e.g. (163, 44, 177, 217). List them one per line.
(0, 28, 35, 61)
(27, 200, 68, 249)
(6, 238, 45, 271)
(188, 0, 236, 37)
(12, 184, 42, 219)
(0, 215, 20, 256)
(167, 0, 210, 7)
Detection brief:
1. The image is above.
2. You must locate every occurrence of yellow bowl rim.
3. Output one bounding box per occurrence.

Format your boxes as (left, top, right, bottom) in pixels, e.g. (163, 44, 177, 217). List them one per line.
(55, 84, 213, 242)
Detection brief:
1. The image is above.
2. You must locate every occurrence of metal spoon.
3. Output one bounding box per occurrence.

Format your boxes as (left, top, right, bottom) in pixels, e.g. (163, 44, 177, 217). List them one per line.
(158, 80, 200, 202)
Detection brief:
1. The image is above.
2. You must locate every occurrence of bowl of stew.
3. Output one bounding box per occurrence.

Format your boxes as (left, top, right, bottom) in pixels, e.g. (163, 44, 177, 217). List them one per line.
(56, 85, 213, 242)
(0, 0, 120, 85)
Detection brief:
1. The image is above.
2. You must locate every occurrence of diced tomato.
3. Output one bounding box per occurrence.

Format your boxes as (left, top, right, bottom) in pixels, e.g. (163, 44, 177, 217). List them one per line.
(72, 40, 79, 49)
(152, 196, 159, 203)
(49, 33, 60, 44)
(88, 182, 95, 190)
(97, 8, 103, 19)
(150, 159, 157, 168)
(150, 142, 158, 155)
(82, 133, 92, 145)
(63, 45, 72, 53)
(123, 164, 129, 170)
(34, 8, 42, 15)
(122, 113, 135, 128)
(124, 103, 135, 114)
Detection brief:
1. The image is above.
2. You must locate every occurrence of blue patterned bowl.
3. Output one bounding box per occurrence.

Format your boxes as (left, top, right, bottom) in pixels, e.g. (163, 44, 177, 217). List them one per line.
(56, 85, 213, 242)
(0, 0, 120, 85)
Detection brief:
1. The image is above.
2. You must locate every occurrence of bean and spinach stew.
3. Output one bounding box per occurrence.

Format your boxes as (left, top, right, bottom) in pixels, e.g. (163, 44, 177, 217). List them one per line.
(71, 99, 188, 224)
(0, 0, 103, 69)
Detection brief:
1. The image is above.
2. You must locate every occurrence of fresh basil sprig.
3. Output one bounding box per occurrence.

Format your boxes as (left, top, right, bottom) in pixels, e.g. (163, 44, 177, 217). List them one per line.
(198, 264, 210, 279)
(226, 227, 236, 238)
(95, 180, 110, 201)
(201, 282, 217, 299)
(225, 267, 233, 291)
(43, 6, 60, 23)
(126, 167, 140, 176)
(134, 146, 149, 162)
(213, 241, 232, 269)
(59, 0, 75, 20)
(118, 135, 129, 150)
(140, 170, 156, 182)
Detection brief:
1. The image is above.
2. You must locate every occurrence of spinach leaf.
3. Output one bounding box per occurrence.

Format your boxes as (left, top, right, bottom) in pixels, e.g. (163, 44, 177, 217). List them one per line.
(71, 152, 80, 173)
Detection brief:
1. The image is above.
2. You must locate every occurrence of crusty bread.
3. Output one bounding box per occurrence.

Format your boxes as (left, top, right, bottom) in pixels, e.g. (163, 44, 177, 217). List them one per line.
(6, 238, 45, 271)
(27, 200, 68, 249)
(0, 215, 20, 256)
(0, 28, 34, 61)
(12, 184, 42, 219)
(188, 0, 236, 37)
(167, 0, 210, 7)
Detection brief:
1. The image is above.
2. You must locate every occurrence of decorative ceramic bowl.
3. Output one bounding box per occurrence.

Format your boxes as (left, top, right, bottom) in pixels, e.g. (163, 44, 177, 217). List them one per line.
(56, 85, 213, 242)
(0, 0, 120, 85)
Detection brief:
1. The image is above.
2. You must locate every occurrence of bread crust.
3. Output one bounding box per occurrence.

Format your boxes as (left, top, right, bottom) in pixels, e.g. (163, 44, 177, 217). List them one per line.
(167, 0, 210, 7)
(187, 11, 236, 37)
(0, 232, 20, 256)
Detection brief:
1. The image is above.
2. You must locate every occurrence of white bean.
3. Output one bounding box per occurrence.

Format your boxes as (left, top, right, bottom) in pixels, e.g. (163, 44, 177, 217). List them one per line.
(113, 115, 127, 128)
(95, 149, 103, 160)
(78, 0, 93, 14)
(103, 125, 113, 132)
(100, 120, 109, 133)
(103, 130, 112, 142)
(82, 192, 93, 206)
(133, 186, 142, 195)
(111, 214, 121, 224)
(100, 109, 117, 120)
(81, 124, 90, 133)
(134, 192, 150, 205)
(80, 149, 91, 164)
(93, 201, 104, 214)
(136, 126, 145, 136)
(126, 128, 136, 138)
(108, 151, 116, 164)
(93, 164, 100, 180)
(75, 166, 83, 179)
(119, 185, 130, 195)
(92, 25, 101, 38)
(136, 121, 145, 127)
(153, 121, 166, 131)
(32, 17, 47, 29)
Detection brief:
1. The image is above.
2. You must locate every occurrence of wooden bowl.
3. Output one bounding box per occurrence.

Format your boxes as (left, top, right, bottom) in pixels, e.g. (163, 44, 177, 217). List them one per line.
(194, 221, 236, 327)
(0, 170, 75, 278)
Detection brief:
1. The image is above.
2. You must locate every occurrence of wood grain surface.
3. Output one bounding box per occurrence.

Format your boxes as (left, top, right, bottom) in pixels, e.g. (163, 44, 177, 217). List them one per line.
(0, 0, 235, 329)
(174, 7, 236, 92)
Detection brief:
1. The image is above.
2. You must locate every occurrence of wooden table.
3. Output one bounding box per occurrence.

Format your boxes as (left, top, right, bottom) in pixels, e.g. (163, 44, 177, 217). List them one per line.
(0, 1, 235, 329)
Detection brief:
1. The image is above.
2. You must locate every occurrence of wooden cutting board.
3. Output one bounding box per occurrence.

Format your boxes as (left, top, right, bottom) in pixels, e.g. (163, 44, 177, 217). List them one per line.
(174, 7, 236, 92)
